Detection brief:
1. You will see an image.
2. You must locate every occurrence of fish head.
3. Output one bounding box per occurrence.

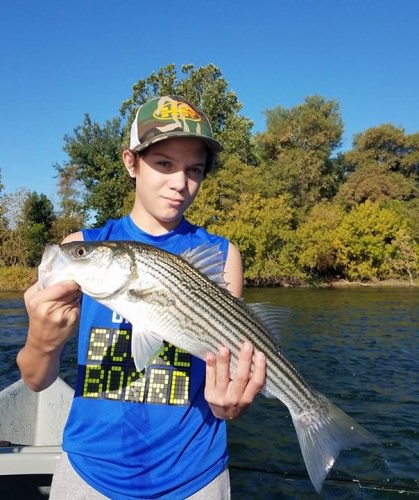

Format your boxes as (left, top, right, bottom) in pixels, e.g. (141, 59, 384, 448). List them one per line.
(38, 241, 135, 299)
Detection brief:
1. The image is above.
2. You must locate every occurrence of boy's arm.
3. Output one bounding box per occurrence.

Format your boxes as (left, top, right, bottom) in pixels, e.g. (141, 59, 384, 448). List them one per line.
(17, 280, 81, 392)
(17, 232, 83, 392)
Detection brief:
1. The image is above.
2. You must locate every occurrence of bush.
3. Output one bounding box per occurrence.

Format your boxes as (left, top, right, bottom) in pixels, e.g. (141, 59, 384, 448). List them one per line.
(0, 266, 36, 290)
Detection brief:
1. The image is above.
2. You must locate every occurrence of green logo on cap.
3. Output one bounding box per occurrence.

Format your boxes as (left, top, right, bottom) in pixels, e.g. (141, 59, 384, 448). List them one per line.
(153, 101, 201, 122)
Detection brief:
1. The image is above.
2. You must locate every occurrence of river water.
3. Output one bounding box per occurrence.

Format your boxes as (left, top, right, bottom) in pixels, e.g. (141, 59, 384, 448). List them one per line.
(0, 288, 418, 499)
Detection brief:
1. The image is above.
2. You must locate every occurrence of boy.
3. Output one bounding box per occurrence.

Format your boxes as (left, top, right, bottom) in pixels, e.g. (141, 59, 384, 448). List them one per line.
(18, 96, 266, 499)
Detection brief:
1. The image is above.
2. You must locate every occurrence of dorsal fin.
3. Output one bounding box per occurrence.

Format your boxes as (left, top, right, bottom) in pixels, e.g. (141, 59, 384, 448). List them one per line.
(181, 243, 228, 289)
(247, 303, 290, 350)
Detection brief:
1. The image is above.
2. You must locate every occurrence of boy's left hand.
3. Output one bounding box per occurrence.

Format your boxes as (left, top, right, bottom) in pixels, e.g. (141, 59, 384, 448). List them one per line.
(204, 341, 266, 420)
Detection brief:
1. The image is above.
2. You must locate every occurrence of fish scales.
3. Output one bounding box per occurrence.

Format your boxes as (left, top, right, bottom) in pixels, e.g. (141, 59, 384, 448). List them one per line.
(38, 240, 378, 493)
(131, 245, 320, 413)
(116, 244, 316, 412)
(136, 246, 254, 351)
(131, 245, 318, 409)
(136, 250, 242, 353)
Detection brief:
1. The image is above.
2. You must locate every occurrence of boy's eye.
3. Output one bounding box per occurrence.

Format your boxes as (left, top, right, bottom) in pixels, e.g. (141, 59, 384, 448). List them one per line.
(188, 166, 204, 176)
(158, 161, 171, 167)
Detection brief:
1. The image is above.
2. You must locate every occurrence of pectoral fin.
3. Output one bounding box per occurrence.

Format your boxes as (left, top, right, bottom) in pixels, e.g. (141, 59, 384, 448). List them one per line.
(131, 324, 164, 372)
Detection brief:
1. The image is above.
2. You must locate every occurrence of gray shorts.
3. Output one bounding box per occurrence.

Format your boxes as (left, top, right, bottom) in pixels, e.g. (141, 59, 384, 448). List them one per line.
(50, 452, 231, 499)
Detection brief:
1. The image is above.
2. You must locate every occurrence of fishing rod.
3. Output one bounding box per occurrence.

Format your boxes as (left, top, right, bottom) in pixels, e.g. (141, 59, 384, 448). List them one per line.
(229, 463, 419, 495)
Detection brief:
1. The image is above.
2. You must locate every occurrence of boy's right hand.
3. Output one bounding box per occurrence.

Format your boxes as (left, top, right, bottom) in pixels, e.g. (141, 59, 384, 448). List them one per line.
(17, 281, 81, 391)
(24, 280, 82, 352)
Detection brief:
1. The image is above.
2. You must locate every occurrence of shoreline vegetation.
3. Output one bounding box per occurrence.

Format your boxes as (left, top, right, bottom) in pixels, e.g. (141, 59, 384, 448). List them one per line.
(0, 267, 37, 292)
(1, 66, 418, 292)
(0, 266, 416, 293)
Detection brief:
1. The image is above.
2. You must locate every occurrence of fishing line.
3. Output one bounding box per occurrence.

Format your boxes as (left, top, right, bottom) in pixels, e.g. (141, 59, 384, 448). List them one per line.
(229, 464, 419, 494)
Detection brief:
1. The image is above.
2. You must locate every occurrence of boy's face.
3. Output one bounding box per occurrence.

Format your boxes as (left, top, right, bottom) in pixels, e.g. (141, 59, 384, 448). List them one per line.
(124, 137, 207, 233)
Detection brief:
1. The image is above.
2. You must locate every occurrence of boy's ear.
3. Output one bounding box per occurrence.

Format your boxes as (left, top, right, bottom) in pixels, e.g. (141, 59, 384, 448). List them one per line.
(123, 150, 137, 178)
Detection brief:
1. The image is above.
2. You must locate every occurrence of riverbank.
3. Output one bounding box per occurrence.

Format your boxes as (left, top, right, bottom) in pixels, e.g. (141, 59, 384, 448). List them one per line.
(0, 266, 416, 292)
(319, 278, 417, 288)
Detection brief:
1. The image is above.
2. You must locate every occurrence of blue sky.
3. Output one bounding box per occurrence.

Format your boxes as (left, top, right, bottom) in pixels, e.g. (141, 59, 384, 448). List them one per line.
(1, 0, 418, 204)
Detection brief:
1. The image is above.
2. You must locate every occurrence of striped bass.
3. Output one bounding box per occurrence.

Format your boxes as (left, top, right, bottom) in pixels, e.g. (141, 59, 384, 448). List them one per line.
(38, 240, 377, 493)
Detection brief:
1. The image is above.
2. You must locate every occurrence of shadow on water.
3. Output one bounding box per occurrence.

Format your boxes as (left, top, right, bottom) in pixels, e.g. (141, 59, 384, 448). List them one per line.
(1, 288, 418, 498)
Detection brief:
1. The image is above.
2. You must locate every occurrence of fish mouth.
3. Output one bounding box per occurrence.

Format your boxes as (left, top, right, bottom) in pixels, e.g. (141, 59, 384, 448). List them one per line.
(38, 244, 72, 289)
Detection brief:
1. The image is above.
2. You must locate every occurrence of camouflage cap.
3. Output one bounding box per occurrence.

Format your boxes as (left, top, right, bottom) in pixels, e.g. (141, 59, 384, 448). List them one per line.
(129, 95, 223, 154)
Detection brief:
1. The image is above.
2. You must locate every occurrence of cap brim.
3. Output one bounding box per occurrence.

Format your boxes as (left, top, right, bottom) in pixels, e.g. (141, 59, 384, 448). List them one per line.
(133, 132, 223, 154)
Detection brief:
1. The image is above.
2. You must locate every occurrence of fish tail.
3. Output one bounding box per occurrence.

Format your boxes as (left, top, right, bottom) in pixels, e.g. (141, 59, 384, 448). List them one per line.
(291, 392, 378, 493)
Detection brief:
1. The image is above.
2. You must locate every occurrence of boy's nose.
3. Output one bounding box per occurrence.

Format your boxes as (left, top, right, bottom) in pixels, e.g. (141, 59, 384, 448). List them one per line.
(168, 170, 187, 191)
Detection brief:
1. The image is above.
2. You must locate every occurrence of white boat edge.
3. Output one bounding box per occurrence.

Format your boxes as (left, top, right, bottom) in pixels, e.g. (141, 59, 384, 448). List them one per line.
(0, 377, 74, 476)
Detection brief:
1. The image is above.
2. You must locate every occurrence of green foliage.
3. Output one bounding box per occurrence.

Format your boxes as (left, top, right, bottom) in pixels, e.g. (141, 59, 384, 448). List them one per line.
(23, 223, 49, 267)
(296, 202, 345, 276)
(193, 190, 301, 285)
(188, 157, 268, 222)
(387, 198, 419, 241)
(57, 115, 129, 225)
(256, 96, 345, 212)
(0, 170, 8, 245)
(0, 226, 28, 266)
(56, 63, 256, 226)
(258, 96, 343, 158)
(338, 125, 419, 210)
(345, 124, 419, 178)
(120, 63, 256, 166)
(0, 266, 36, 290)
(22, 193, 56, 266)
(0, 65, 418, 286)
(389, 230, 418, 285)
(223, 194, 299, 284)
(336, 163, 418, 208)
(0, 190, 56, 267)
(24, 192, 55, 231)
(334, 201, 411, 281)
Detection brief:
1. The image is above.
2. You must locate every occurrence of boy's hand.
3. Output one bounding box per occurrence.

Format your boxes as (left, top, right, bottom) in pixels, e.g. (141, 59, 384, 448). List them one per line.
(17, 280, 81, 391)
(24, 280, 81, 352)
(204, 341, 266, 420)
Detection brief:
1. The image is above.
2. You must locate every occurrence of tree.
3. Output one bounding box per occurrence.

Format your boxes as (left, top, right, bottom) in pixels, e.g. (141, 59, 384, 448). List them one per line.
(57, 115, 129, 226)
(1, 187, 30, 230)
(256, 96, 345, 212)
(389, 229, 418, 285)
(21, 192, 56, 266)
(0, 188, 30, 265)
(120, 63, 256, 165)
(0, 170, 7, 241)
(57, 64, 256, 225)
(345, 124, 419, 179)
(387, 198, 419, 241)
(296, 202, 345, 278)
(336, 163, 417, 209)
(55, 162, 85, 218)
(194, 191, 299, 284)
(187, 156, 268, 225)
(0, 169, 4, 219)
(334, 201, 407, 281)
(0, 171, 9, 265)
(51, 162, 86, 242)
(23, 192, 55, 231)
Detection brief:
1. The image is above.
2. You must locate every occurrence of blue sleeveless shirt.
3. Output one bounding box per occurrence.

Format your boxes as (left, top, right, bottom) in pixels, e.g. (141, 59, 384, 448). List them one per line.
(63, 215, 229, 499)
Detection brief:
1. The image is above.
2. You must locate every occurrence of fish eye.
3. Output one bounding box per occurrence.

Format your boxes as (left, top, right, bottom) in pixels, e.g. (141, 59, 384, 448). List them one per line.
(74, 245, 87, 257)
